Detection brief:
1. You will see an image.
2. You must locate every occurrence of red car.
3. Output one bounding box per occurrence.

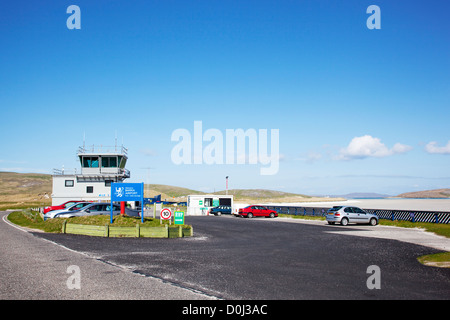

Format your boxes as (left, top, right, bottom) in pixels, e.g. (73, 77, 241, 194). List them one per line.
(43, 200, 84, 214)
(238, 205, 278, 218)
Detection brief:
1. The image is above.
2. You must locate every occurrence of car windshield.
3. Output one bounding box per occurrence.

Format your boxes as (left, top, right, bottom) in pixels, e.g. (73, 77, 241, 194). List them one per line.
(64, 202, 77, 208)
(327, 206, 342, 212)
(69, 203, 91, 211)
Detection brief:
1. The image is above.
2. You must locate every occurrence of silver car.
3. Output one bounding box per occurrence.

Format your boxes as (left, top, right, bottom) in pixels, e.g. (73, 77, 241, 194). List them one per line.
(44, 202, 92, 220)
(55, 203, 121, 218)
(326, 206, 378, 226)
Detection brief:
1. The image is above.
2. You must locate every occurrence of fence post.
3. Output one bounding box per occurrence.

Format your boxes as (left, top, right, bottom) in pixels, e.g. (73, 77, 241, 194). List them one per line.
(303, 208, 306, 216)
(105, 224, 109, 237)
(136, 223, 140, 237)
(295, 207, 297, 215)
(62, 220, 67, 234)
(313, 208, 315, 216)
(178, 225, 183, 238)
(435, 213, 439, 224)
(391, 212, 395, 221)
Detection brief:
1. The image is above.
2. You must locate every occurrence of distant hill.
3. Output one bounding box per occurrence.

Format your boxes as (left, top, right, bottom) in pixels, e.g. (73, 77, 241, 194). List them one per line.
(0, 171, 52, 209)
(0, 171, 52, 195)
(397, 188, 450, 198)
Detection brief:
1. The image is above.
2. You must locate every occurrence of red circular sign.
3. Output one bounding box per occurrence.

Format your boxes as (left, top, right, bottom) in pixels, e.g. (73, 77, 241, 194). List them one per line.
(160, 208, 172, 220)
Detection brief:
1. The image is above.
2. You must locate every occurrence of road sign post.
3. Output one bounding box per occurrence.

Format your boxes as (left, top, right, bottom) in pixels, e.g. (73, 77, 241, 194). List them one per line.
(160, 207, 172, 225)
(174, 211, 185, 225)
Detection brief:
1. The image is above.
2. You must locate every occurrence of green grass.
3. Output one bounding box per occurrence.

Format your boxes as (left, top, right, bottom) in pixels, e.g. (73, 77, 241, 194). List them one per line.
(8, 210, 64, 233)
(379, 219, 450, 239)
(417, 252, 450, 268)
(7, 210, 191, 234)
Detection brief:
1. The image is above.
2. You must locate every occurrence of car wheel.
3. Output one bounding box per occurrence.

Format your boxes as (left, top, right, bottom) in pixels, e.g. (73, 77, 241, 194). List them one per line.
(369, 218, 378, 226)
(340, 218, 349, 226)
(247, 213, 253, 218)
(269, 212, 275, 218)
(217, 212, 222, 216)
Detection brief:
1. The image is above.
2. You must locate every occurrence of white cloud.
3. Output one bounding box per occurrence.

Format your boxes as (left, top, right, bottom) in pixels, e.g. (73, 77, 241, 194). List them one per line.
(336, 135, 412, 160)
(425, 141, 450, 154)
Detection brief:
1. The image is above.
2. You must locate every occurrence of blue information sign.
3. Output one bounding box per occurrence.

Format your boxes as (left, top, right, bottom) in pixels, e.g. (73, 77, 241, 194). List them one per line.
(110, 182, 144, 223)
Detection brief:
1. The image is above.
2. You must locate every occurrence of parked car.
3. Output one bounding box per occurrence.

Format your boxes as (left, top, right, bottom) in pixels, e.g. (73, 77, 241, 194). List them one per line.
(43, 200, 85, 214)
(238, 205, 278, 218)
(44, 202, 92, 220)
(209, 205, 232, 216)
(326, 206, 378, 226)
(54, 203, 121, 218)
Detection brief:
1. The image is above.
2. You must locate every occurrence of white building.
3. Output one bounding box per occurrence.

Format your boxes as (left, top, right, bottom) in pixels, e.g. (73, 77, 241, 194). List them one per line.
(187, 194, 234, 215)
(51, 145, 130, 205)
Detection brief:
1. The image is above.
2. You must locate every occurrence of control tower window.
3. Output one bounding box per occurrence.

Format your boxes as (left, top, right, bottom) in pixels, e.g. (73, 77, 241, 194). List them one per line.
(101, 156, 118, 168)
(82, 157, 99, 168)
(118, 156, 127, 169)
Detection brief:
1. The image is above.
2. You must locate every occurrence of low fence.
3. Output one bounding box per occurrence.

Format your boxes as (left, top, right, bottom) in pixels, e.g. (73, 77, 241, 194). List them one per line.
(62, 221, 193, 238)
(265, 205, 450, 224)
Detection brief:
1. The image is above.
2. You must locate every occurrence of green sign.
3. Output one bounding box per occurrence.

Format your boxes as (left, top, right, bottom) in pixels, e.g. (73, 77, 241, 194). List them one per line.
(199, 200, 203, 206)
(213, 199, 219, 207)
(174, 211, 185, 225)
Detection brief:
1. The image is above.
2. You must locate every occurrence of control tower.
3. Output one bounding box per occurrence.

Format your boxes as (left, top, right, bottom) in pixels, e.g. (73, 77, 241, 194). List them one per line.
(51, 145, 130, 205)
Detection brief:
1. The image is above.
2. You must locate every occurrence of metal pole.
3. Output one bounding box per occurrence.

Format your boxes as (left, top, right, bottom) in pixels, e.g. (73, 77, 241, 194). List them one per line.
(120, 201, 126, 216)
(110, 198, 114, 224)
(141, 182, 144, 224)
(226, 176, 229, 195)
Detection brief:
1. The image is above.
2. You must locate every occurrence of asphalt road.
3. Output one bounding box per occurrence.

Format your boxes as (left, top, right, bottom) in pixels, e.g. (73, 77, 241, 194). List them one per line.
(8, 213, 448, 300)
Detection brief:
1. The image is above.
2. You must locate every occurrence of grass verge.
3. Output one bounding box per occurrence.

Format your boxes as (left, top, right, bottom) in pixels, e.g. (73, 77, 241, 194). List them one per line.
(417, 252, 450, 268)
(7, 209, 191, 234)
(379, 219, 450, 239)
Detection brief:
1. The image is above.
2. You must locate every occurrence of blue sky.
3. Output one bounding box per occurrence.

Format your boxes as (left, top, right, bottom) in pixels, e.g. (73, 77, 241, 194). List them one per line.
(1, 0, 449, 195)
